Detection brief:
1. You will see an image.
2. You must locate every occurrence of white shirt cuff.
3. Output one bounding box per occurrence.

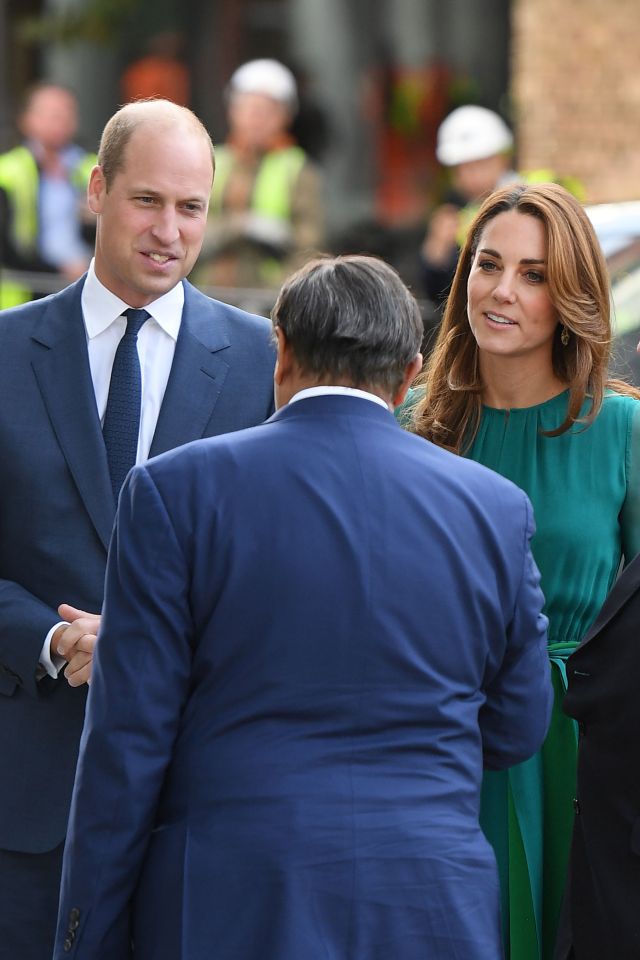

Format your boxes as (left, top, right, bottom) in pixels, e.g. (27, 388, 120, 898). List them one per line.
(37, 621, 68, 681)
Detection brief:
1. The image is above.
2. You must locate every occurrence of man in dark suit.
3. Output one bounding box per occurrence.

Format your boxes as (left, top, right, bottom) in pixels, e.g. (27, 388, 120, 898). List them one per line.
(0, 98, 274, 958)
(555, 550, 640, 960)
(54, 254, 552, 959)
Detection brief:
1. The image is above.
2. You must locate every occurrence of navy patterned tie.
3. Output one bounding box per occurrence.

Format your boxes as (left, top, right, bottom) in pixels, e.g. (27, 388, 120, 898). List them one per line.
(103, 308, 150, 500)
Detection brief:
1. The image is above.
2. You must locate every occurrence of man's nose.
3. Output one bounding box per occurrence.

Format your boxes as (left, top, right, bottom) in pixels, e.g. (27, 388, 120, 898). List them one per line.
(151, 208, 179, 246)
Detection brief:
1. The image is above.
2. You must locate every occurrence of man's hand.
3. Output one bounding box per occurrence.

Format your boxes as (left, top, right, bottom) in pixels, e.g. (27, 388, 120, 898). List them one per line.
(51, 605, 101, 687)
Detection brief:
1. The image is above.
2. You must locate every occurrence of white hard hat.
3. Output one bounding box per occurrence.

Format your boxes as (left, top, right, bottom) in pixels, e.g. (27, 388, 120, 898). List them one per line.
(228, 59, 298, 113)
(436, 106, 513, 166)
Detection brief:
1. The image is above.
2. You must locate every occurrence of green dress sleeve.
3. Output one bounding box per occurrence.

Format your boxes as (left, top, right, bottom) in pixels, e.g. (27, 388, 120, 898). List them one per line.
(620, 399, 640, 561)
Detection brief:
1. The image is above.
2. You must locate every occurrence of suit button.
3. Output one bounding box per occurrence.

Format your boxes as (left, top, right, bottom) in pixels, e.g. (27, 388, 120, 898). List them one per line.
(69, 919, 79, 931)
(573, 798, 580, 814)
(63, 936, 74, 952)
(69, 908, 81, 923)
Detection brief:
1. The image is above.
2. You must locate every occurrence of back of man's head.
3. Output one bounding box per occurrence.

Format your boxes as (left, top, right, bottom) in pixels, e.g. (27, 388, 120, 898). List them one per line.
(272, 255, 423, 396)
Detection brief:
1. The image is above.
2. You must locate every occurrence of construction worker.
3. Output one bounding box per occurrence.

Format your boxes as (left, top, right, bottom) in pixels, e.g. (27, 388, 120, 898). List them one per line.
(196, 59, 324, 293)
(419, 105, 518, 306)
(419, 105, 584, 306)
(0, 83, 96, 308)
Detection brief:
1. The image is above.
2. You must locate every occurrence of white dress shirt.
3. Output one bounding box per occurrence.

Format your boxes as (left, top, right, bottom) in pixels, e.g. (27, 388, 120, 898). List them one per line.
(288, 385, 391, 410)
(82, 261, 183, 462)
(39, 262, 185, 678)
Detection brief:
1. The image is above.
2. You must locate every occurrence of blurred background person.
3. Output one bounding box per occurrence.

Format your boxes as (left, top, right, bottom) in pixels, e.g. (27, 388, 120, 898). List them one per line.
(120, 30, 191, 107)
(419, 104, 516, 307)
(0, 83, 96, 307)
(195, 58, 324, 294)
(403, 182, 640, 958)
(418, 105, 585, 313)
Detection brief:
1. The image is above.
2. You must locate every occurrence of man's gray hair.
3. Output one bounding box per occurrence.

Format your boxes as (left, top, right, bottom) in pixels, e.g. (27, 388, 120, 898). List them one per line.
(271, 255, 423, 395)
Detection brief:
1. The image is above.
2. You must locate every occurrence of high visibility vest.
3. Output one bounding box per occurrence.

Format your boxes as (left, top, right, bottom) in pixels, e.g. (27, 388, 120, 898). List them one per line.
(0, 145, 96, 308)
(211, 144, 307, 222)
(210, 144, 308, 286)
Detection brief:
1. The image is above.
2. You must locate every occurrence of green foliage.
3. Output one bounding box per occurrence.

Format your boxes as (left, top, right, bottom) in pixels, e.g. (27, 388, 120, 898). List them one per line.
(17, 0, 139, 46)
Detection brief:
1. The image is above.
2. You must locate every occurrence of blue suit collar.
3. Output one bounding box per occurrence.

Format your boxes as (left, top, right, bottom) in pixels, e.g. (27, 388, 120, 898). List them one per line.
(29, 278, 236, 549)
(148, 281, 232, 456)
(30, 276, 116, 549)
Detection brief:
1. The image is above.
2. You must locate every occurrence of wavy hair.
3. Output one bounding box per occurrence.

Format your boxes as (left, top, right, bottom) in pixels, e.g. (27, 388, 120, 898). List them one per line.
(412, 181, 639, 453)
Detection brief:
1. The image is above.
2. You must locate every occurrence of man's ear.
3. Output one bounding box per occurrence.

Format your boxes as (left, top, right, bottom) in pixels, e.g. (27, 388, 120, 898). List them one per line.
(392, 353, 423, 409)
(273, 326, 294, 386)
(87, 165, 106, 215)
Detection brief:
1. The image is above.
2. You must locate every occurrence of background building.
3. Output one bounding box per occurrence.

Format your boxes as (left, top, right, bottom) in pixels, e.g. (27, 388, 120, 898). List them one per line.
(1, 0, 638, 270)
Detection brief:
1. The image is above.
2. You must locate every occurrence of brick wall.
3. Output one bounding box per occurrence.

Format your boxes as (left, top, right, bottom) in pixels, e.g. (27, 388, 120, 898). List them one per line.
(512, 0, 640, 202)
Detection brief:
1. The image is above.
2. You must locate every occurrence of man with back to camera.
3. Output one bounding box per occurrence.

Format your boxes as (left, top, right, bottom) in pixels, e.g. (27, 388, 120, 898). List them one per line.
(0, 98, 275, 959)
(54, 254, 552, 959)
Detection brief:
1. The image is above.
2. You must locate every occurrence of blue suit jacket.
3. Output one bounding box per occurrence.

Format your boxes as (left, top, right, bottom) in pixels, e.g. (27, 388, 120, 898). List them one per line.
(0, 276, 275, 854)
(55, 395, 552, 960)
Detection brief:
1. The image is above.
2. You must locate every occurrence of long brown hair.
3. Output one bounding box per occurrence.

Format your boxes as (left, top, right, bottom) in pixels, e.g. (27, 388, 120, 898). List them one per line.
(413, 181, 639, 453)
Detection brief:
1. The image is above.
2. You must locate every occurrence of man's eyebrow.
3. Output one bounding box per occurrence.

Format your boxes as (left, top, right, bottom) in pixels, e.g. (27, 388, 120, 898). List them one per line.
(478, 247, 546, 265)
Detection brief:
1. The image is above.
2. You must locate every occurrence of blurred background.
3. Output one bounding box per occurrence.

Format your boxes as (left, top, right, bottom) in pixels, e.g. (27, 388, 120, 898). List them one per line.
(1, 0, 639, 375)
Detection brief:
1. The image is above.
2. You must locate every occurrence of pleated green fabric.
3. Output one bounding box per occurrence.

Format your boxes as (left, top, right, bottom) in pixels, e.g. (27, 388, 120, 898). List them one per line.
(466, 390, 640, 959)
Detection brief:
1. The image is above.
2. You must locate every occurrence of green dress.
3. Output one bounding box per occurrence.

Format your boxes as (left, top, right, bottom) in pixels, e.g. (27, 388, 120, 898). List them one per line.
(398, 389, 640, 959)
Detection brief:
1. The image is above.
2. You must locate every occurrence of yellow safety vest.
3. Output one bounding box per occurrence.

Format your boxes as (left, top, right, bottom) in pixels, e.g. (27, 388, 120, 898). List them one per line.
(0, 145, 96, 308)
(211, 145, 307, 285)
(211, 144, 307, 220)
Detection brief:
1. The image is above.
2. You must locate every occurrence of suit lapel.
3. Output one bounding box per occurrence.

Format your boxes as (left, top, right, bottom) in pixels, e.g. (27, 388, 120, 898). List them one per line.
(149, 282, 231, 457)
(30, 279, 115, 550)
(580, 551, 640, 647)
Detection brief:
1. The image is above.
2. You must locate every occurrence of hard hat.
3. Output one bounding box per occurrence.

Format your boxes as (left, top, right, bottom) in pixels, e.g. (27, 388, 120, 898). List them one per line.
(436, 106, 513, 166)
(228, 59, 298, 113)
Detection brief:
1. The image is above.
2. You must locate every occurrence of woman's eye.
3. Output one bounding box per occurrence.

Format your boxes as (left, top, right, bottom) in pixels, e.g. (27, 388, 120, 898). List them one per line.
(479, 260, 498, 272)
(525, 270, 545, 283)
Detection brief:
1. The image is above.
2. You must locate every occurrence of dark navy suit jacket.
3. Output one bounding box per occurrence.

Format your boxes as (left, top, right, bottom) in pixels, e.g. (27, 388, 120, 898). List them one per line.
(0, 276, 275, 854)
(55, 395, 552, 960)
(555, 552, 640, 960)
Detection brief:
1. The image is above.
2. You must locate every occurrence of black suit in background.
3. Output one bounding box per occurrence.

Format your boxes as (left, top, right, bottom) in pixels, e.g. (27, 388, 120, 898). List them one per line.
(555, 552, 640, 960)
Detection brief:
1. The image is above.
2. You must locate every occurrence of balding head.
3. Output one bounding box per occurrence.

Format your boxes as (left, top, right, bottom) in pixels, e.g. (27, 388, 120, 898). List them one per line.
(98, 99, 214, 190)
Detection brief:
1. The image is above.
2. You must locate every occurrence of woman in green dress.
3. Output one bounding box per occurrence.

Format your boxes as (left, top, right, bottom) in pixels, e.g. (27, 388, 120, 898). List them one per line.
(404, 182, 640, 959)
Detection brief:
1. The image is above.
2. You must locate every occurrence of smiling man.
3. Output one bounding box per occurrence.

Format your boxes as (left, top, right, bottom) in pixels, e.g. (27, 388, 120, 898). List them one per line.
(0, 99, 275, 959)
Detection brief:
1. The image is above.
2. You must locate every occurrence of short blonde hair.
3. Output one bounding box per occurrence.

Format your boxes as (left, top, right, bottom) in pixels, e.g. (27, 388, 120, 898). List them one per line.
(97, 99, 214, 189)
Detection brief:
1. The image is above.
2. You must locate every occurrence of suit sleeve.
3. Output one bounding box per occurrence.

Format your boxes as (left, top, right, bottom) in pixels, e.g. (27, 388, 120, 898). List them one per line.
(0, 578, 66, 698)
(54, 464, 194, 959)
(480, 493, 553, 770)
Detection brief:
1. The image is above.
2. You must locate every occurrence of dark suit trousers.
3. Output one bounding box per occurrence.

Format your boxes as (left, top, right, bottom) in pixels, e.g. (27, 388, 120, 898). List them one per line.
(0, 843, 64, 959)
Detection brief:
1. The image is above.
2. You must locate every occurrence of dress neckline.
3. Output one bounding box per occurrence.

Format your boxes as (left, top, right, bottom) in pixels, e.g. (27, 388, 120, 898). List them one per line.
(481, 388, 570, 415)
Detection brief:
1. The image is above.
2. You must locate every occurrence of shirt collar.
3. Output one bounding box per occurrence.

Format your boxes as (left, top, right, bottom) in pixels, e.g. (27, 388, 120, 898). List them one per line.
(81, 260, 184, 341)
(288, 385, 391, 410)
